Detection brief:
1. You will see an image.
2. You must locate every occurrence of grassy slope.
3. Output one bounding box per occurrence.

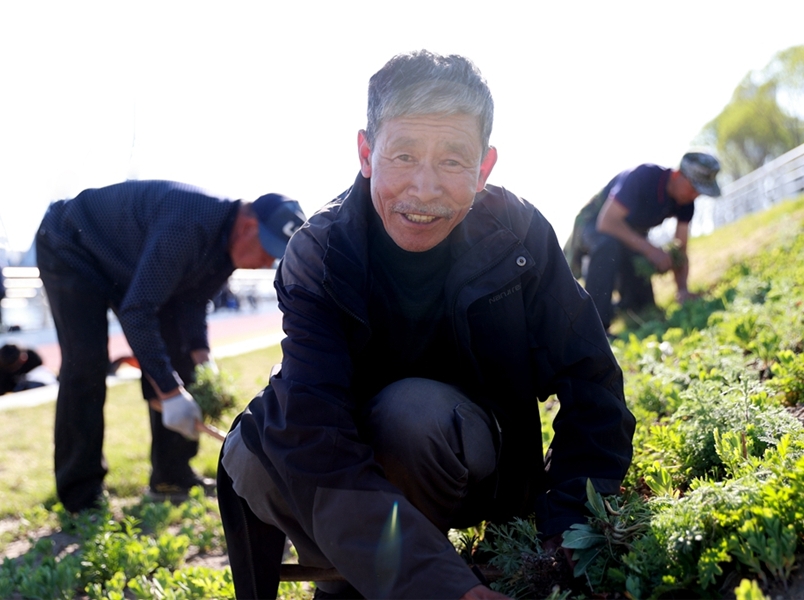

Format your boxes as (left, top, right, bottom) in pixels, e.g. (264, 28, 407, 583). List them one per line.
(0, 345, 282, 517)
(647, 195, 804, 307)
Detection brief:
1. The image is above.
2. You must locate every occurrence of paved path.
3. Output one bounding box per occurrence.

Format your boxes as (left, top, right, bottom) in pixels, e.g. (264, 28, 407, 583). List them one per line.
(0, 305, 285, 411)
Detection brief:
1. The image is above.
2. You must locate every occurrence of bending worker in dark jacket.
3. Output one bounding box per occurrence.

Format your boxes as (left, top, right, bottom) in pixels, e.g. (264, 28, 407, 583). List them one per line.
(218, 50, 636, 600)
(564, 152, 721, 331)
(36, 181, 305, 513)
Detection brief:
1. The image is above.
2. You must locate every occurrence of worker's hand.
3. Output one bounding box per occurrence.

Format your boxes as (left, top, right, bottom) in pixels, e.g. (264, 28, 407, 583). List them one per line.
(543, 533, 577, 570)
(459, 584, 510, 600)
(161, 388, 202, 440)
(191, 349, 218, 374)
(676, 289, 700, 304)
(645, 246, 672, 274)
(194, 359, 219, 376)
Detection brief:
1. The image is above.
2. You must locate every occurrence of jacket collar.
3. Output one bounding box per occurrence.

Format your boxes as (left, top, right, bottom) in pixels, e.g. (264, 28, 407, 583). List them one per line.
(322, 174, 531, 323)
(321, 174, 374, 325)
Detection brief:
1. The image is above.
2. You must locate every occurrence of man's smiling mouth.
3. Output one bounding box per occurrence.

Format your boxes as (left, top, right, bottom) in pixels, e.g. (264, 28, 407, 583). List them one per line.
(403, 213, 438, 224)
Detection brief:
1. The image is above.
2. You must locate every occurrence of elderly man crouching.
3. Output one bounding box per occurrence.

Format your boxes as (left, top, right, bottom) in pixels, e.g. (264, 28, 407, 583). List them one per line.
(218, 50, 635, 600)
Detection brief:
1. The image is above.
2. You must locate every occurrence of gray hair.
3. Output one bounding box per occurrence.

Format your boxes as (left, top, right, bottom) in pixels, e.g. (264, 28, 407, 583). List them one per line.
(365, 50, 494, 152)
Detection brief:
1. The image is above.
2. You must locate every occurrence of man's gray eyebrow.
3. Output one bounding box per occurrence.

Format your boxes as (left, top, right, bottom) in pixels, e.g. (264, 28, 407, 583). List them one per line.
(443, 141, 474, 155)
(387, 137, 474, 156)
(387, 136, 420, 148)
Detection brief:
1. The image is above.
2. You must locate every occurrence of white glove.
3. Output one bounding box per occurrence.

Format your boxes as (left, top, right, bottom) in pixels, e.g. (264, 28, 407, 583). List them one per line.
(203, 358, 219, 375)
(161, 388, 203, 440)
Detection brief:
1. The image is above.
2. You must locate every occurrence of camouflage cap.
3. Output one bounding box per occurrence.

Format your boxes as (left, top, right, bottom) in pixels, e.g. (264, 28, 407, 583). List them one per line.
(680, 151, 722, 198)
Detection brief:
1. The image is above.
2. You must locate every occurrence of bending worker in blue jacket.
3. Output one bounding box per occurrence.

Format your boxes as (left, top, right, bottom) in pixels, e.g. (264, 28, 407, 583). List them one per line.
(36, 181, 305, 513)
(218, 50, 635, 600)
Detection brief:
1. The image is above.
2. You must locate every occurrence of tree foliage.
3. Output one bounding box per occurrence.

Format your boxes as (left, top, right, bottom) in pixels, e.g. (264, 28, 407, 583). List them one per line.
(696, 45, 804, 182)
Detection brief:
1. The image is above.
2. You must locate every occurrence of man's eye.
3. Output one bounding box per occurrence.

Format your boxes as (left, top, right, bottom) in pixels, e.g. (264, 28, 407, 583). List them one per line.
(442, 160, 465, 171)
(395, 154, 414, 162)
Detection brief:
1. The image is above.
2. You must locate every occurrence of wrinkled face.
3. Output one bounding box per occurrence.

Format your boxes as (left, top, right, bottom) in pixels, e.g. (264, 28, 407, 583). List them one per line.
(358, 114, 497, 252)
(230, 218, 276, 269)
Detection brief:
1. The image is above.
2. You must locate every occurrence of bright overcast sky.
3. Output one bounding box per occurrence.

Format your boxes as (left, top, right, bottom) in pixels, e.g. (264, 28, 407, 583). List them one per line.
(1, 0, 802, 257)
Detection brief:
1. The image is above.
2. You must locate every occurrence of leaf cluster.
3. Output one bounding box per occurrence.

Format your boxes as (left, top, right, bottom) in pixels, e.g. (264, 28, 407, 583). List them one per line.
(485, 231, 804, 598)
(187, 364, 239, 424)
(632, 240, 687, 279)
(0, 488, 232, 599)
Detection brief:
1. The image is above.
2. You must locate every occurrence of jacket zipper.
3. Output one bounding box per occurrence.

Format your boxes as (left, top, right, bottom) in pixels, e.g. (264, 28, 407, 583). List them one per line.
(448, 238, 524, 500)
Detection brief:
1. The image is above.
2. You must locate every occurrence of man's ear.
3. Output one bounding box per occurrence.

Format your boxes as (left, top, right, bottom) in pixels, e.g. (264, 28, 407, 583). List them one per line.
(357, 130, 372, 178)
(476, 146, 498, 192)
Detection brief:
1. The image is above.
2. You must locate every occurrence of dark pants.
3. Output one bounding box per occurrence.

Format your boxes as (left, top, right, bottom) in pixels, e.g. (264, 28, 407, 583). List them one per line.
(37, 235, 198, 513)
(218, 378, 497, 599)
(142, 306, 200, 488)
(582, 224, 654, 329)
(217, 420, 288, 600)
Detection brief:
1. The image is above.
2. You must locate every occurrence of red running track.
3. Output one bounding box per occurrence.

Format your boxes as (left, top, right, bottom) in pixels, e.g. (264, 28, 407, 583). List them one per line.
(32, 310, 284, 373)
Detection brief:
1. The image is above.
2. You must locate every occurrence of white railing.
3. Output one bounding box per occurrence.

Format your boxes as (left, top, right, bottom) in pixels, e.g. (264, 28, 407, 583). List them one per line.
(1, 267, 277, 332)
(1, 266, 50, 330)
(690, 143, 804, 236)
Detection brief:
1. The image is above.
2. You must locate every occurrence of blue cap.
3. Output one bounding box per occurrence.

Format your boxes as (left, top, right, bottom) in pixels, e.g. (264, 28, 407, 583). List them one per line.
(251, 193, 306, 259)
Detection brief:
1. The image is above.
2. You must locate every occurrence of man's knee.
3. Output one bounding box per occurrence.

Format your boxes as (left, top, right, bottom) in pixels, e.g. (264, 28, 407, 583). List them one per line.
(366, 378, 496, 483)
(221, 422, 282, 526)
(367, 378, 464, 438)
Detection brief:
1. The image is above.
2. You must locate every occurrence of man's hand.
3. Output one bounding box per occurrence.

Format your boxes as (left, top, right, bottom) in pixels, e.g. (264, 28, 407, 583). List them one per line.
(161, 388, 203, 440)
(543, 533, 577, 570)
(460, 584, 510, 600)
(191, 348, 218, 374)
(645, 245, 672, 274)
(675, 289, 700, 304)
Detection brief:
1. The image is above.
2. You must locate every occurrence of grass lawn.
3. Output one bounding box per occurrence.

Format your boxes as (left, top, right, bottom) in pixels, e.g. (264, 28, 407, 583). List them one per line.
(0, 344, 282, 518)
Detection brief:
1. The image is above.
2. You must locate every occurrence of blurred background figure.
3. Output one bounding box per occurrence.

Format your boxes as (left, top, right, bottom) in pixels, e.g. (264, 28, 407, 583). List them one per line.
(564, 151, 721, 332)
(36, 180, 305, 513)
(0, 343, 57, 394)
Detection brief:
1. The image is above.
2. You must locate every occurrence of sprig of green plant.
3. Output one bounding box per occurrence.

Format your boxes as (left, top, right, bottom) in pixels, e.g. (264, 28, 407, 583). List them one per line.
(187, 364, 238, 423)
(478, 517, 542, 598)
(768, 349, 804, 405)
(632, 241, 687, 278)
(562, 480, 650, 590)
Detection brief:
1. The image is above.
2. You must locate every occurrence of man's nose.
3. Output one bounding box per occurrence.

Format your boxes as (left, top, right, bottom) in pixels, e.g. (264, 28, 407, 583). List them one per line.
(409, 163, 442, 200)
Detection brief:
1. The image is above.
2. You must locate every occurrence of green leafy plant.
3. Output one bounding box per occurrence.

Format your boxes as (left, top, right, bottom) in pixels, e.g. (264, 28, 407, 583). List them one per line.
(562, 480, 650, 593)
(769, 349, 804, 405)
(479, 517, 574, 599)
(632, 240, 687, 279)
(187, 364, 239, 423)
(735, 578, 771, 600)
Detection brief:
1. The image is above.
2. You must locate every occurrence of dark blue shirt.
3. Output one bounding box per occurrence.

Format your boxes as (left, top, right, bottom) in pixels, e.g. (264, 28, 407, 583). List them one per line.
(38, 180, 239, 392)
(605, 164, 694, 232)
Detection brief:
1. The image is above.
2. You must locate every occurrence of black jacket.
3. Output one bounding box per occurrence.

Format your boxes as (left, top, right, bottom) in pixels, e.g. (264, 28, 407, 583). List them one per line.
(240, 174, 635, 598)
(37, 181, 238, 393)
